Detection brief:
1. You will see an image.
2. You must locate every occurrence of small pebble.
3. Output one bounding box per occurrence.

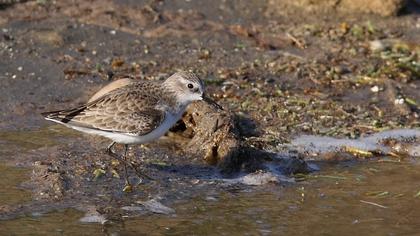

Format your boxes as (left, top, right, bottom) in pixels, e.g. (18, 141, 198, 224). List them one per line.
(370, 85, 379, 93)
(137, 199, 175, 215)
(79, 214, 107, 224)
(370, 40, 384, 51)
(394, 98, 404, 105)
(110, 30, 116, 35)
(205, 196, 218, 201)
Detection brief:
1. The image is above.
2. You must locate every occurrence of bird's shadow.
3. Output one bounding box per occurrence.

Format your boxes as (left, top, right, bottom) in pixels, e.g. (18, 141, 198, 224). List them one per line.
(144, 162, 223, 180)
(400, 1, 420, 15)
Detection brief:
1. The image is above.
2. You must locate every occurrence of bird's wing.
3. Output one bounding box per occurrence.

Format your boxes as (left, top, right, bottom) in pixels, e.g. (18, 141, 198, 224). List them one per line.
(42, 84, 166, 136)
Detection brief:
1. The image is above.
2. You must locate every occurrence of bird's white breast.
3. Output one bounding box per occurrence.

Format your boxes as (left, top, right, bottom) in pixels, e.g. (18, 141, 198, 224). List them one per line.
(67, 110, 184, 145)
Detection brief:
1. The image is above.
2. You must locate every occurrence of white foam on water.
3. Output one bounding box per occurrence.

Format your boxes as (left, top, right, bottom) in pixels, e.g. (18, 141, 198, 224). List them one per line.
(289, 128, 420, 156)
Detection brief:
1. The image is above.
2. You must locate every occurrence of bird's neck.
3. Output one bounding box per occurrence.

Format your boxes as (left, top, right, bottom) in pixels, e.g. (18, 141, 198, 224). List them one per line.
(159, 85, 191, 114)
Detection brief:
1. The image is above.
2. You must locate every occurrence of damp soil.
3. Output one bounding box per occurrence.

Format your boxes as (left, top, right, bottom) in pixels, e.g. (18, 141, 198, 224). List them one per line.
(0, 0, 419, 234)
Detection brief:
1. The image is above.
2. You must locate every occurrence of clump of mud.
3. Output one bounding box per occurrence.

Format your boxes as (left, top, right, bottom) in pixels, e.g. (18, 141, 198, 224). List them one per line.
(268, 0, 407, 16)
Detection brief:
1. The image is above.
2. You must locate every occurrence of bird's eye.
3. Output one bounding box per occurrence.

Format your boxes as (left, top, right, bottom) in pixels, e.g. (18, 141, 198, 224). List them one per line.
(187, 83, 194, 89)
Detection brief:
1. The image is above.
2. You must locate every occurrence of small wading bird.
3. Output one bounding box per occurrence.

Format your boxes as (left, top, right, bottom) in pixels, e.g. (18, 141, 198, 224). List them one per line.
(42, 71, 222, 191)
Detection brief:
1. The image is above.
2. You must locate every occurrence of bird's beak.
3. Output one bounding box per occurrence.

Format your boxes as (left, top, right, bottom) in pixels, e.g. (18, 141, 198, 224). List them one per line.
(202, 94, 223, 110)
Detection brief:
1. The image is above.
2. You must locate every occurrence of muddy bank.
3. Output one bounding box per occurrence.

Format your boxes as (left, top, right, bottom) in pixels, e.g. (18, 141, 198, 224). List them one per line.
(0, 0, 419, 225)
(269, 0, 408, 17)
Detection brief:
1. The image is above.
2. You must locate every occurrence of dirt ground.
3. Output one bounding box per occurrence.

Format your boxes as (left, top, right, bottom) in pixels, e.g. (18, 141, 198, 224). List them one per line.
(0, 0, 419, 221)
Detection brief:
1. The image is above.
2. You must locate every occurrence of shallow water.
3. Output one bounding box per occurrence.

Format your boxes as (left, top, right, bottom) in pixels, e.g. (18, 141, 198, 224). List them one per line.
(0, 209, 102, 235)
(1, 129, 420, 235)
(0, 164, 31, 206)
(2, 162, 420, 235)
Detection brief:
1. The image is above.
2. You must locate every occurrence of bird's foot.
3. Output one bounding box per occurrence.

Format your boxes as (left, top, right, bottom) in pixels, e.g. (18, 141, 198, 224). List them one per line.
(123, 181, 133, 192)
(110, 157, 153, 181)
(105, 142, 119, 157)
(129, 161, 154, 181)
(105, 148, 118, 158)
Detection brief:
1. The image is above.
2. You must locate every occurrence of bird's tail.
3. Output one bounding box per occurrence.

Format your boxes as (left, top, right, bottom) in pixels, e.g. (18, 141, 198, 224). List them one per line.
(41, 105, 87, 124)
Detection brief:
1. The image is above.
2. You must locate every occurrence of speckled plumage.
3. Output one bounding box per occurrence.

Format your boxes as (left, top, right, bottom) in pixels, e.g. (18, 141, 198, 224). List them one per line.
(42, 71, 205, 143)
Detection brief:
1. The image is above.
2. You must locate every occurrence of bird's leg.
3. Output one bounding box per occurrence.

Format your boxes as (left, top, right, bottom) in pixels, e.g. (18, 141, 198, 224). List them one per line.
(122, 144, 132, 192)
(128, 158, 154, 181)
(106, 142, 117, 157)
(105, 142, 134, 191)
(123, 145, 153, 181)
(105, 142, 153, 182)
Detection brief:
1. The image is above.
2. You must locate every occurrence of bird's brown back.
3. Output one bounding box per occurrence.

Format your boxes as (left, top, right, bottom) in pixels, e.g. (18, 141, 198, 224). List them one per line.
(42, 81, 174, 135)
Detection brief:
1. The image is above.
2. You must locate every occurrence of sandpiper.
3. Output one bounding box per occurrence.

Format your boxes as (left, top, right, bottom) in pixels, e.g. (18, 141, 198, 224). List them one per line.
(42, 71, 222, 190)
